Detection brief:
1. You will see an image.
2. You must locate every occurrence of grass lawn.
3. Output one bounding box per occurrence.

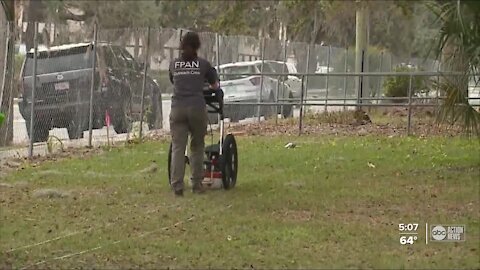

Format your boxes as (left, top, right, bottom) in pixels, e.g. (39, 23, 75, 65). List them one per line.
(0, 135, 479, 269)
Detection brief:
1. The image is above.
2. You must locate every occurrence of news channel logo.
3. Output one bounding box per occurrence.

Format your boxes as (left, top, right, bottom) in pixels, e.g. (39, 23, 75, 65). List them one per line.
(430, 225, 465, 242)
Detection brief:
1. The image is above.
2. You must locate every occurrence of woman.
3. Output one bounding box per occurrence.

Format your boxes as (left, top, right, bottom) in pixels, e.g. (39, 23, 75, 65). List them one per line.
(169, 32, 219, 196)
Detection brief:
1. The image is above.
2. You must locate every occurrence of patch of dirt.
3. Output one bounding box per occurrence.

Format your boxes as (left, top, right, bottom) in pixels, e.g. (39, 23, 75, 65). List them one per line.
(0, 146, 106, 178)
(226, 114, 462, 137)
(0, 182, 14, 188)
(0, 181, 28, 189)
(284, 181, 306, 189)
(139, 162, 159, 174)
(272, 209, 314, 222)
(32, 188, 70, 199)
(145, 129, 170, 141)
(381, 107, 435, 118)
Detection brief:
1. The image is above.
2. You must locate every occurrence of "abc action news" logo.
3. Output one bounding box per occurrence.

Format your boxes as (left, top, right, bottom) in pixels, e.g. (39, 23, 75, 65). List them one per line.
(430, 225, 465, 242)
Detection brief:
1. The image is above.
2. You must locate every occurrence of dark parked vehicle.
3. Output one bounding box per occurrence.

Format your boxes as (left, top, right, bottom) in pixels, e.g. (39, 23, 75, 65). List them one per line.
(19, 42, 162, 142)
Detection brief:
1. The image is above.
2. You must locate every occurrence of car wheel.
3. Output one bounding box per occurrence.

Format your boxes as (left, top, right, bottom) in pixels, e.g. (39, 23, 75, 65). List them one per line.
(281, 92, 294, 118)
(114, 98, 132, 134)
(67, 112, 87, 140)
(25, 119, 50, 143)
(208, 114, 219, 124)
(93, 109, 104, 129)
(260, 93, 276, 119)
(67, 121, 84, 140)
(229, 106, 242, 122)
(146, 88, 162, 130)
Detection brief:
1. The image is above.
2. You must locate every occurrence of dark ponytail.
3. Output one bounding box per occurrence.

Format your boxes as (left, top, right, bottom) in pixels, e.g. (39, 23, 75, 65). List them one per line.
(180, 32, 201, 61)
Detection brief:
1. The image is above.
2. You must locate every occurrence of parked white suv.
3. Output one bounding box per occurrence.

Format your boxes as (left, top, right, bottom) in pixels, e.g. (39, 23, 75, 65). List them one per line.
(266, 60, 302, 99)
(217, 61, 294, 121)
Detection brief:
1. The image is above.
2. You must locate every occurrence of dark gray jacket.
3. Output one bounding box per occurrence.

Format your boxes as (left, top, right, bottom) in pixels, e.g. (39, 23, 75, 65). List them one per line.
(169, 56, 218, 107)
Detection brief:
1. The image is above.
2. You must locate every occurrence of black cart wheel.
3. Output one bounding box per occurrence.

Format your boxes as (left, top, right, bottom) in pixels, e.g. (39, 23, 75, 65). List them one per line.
(221, 134, 238, 189)
(168, 142, 172, 186)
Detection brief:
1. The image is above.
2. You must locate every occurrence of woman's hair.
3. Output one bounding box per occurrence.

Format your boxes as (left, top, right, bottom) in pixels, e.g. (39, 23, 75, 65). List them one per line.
(180, 32, 201, 60)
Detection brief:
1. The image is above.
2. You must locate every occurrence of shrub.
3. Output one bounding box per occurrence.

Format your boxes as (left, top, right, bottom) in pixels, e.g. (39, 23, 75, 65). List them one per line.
(383, 65, 425, 97)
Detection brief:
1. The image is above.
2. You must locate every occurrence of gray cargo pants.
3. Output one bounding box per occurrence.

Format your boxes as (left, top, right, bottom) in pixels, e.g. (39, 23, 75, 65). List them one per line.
(169, 106, 208, 191)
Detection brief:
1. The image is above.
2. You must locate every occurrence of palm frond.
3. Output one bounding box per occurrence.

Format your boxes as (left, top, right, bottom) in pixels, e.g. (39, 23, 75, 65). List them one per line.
(434, 75, 480, 137)
(429, 0, 480, 136)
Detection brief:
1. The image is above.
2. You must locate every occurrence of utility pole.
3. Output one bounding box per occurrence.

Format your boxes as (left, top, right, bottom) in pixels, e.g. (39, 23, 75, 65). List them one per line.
(355, 0, 369, 108)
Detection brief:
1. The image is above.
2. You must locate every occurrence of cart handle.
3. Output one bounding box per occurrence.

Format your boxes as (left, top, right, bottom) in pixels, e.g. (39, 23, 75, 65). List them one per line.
(204, 88, 224, 120)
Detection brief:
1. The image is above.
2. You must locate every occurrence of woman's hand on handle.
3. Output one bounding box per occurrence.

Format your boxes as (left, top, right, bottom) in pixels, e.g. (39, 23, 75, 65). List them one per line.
(209, 81, 220, 90)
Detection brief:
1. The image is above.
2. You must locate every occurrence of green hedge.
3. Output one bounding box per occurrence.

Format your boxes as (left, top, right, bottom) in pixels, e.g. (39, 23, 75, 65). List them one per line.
(383, 65, 425, 97)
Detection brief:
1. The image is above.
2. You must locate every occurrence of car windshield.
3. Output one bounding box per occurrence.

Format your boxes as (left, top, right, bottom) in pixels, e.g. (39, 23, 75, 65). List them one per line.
(220, 65, 256, 80)
(24, 46, 93, 76)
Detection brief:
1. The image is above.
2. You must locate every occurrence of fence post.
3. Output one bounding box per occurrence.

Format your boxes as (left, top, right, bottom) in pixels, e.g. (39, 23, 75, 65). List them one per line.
(139, 26, 151, 140)
(343, 47, 348, 111)
(407, 74, 413, 136)
(436, 55, 441, 107)
(275, 77, 280, 125)
(215, 33, 220, 69)
(87, 23, 98, 148)
(257, 37, 266, 123)
(0, 21, 10, 109)
(303, 44, 311, 118)
(324, 45, 331, 112)
(389, 53, 393, 72)
(376, 51, 384, 102)
(279, 33, 288, 121)
(298, 74, 305, 135)
(357, 50, 365, 110)
(28, 22, 38, 158)
(215, 33, 221, 125)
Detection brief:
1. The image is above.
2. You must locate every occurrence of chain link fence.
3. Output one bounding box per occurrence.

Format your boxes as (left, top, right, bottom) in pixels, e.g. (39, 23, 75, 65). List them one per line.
(0, 22, 479, 159)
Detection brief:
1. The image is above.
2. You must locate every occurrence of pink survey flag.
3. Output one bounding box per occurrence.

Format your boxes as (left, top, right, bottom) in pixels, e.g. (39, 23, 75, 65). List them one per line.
(105, 110, 111, 127)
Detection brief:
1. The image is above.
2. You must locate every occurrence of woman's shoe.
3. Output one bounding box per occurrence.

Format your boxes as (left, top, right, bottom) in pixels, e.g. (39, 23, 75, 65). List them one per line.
(192, 183, 206, 194)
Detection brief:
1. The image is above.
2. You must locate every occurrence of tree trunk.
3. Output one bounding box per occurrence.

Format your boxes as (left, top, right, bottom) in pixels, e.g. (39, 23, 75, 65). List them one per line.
(0, 22, 14, 146)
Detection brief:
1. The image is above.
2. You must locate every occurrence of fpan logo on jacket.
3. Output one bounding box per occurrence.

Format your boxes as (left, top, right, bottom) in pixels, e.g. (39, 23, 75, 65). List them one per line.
(430, 225, 465, 242)
(174, 61, 200, 69)
(173, 61, 201, 76)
